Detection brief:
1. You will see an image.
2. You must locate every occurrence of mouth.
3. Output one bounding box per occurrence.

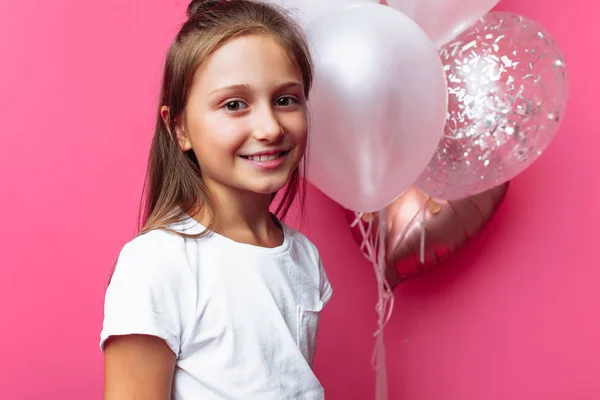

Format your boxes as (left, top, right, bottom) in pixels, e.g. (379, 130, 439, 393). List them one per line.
(240, 150, 290, 162)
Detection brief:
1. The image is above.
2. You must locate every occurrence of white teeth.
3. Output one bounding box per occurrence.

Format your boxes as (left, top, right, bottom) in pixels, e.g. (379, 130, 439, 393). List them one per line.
(247, 152, 282, 162)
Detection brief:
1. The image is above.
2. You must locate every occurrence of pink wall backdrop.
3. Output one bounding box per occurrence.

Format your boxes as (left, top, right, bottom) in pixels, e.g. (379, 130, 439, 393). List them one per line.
(1, 0, 597, 398)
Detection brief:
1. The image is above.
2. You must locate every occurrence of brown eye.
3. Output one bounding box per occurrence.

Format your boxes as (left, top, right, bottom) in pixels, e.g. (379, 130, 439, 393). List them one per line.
(224, 101, 247, 112)
(275, 96, 297, 107)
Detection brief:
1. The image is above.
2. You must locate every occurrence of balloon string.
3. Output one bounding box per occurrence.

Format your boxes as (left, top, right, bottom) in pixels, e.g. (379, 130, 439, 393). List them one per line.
(420, 197, 431, 264)
(351, 211, 394, 400)
(351, 212, 395, 332)
(351, 198, 430, 399)
(374, 211, 390, 400)
(351, 212, 377, 262)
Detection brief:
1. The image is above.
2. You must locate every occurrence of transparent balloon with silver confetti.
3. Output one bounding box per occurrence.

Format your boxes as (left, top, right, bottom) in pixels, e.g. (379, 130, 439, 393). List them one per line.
(416, 11, 569, 201)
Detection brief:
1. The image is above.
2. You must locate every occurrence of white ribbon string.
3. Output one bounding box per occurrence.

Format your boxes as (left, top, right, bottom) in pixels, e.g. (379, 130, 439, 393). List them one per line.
(349, 198, 432, 399)
(350, 211, 393, 400)
(420, 196, 431, 264)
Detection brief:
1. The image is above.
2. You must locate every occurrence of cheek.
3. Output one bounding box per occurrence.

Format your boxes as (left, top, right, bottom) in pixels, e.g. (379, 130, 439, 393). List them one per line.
(283, 113, 308, 145)
(192, 115, 249, 158)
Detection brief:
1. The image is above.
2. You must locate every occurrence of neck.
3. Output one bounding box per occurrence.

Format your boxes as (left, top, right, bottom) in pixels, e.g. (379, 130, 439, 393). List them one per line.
(194, 179, 281, 245)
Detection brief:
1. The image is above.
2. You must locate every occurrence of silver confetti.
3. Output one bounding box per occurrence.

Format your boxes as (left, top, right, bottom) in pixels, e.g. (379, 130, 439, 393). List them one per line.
(416, 12, 569, 200)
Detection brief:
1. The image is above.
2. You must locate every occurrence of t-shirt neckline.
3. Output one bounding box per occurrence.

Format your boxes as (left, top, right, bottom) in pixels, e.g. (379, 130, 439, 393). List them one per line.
(181, 213, 292, 255)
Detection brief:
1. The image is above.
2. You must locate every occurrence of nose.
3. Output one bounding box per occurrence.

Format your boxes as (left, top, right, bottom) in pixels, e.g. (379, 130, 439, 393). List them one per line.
(252, 104, 284, 142)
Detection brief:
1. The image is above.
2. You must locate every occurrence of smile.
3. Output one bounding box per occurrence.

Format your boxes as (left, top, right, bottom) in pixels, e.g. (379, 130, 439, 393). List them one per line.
(239, 150, 290, 170)
(241, 151, 286, 162)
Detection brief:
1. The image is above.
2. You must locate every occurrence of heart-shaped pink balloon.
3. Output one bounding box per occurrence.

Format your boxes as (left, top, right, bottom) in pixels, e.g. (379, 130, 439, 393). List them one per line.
(346, 183, 508, 287)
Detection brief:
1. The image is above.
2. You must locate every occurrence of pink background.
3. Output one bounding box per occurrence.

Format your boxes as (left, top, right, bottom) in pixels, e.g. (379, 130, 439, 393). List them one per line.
(1, 0, 598, 399)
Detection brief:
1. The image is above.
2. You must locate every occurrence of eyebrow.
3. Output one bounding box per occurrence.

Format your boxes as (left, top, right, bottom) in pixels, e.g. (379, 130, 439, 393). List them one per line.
(276, 81, 304, 92)
(209, 84, 251, 96)
(208, 81, 304, 96)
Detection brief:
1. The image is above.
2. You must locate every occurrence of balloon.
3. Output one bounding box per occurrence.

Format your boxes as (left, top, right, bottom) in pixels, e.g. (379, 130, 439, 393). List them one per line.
(416, 12, 569, 201)
(386, 0, 500, 46)
(346, 182, 509, 286)
(305, 4, 447, 212)
(258, 0, 378, 27)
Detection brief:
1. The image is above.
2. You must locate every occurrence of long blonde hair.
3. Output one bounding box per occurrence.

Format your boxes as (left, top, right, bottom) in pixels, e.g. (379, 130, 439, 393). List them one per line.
(138, 0, 313, 237)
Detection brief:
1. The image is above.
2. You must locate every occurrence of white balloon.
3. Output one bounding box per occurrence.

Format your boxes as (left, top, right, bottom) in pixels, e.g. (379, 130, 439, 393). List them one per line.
(305, 4, 447, 212)
(258, 0, 379, 27)
(387, 0, 500, 46)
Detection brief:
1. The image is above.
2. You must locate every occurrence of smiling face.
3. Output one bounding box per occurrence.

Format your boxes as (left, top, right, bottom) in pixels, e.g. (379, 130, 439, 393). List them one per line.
(173, 33, 308, 199)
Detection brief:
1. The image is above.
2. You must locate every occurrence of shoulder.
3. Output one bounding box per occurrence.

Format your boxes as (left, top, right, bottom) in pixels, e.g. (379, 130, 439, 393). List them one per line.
(283, 224, 319, 254)
(282, 223, 317, 251)
(120, 229, 184, 261)
(102, 229, 199, 355)
(114, 228, 194, 283)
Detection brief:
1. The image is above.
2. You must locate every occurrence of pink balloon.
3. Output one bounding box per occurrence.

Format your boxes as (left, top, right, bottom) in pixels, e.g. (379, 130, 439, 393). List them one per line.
(416, 12, 569, 201)
(305, 4, 447, 212)
(386, 0, 500, 46)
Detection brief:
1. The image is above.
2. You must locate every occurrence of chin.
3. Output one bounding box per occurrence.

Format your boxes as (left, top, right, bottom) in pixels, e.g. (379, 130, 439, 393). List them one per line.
(246, 176, 291, 195)
(249, 183, 288, 195)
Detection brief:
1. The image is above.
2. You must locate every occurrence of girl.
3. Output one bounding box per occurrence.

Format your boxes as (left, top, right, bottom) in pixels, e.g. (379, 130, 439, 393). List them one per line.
(100, 1, 332, 399)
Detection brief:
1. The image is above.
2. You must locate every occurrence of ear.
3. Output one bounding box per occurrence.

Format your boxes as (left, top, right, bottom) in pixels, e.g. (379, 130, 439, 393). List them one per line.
(160, 105, 192, 151)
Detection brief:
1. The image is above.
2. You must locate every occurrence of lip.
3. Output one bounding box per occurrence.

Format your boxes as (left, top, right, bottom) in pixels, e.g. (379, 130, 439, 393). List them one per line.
(239, 149, 290, 170)
(240, 148, 291, 157)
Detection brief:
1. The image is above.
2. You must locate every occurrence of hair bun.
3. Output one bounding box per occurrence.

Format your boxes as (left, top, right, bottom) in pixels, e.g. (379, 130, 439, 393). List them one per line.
(187, 0, 224, 18)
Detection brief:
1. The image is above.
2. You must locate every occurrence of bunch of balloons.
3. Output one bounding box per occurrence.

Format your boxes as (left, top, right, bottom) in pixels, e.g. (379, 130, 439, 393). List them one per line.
(261, 3, 568, 398)
(262, 0, 569, 283)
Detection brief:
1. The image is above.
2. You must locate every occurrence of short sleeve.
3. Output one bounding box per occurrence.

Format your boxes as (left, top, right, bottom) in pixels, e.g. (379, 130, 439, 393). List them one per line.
(318, 256, 333, 307)
(100, 233, 196, 356)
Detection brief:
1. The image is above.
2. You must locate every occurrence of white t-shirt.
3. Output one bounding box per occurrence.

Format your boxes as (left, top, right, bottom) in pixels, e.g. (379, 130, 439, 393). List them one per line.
(100, 216, 333, 400)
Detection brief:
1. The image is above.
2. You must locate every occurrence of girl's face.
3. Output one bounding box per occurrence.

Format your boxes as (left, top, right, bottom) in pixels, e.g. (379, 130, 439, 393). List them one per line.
(175, 33, 308, 198)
